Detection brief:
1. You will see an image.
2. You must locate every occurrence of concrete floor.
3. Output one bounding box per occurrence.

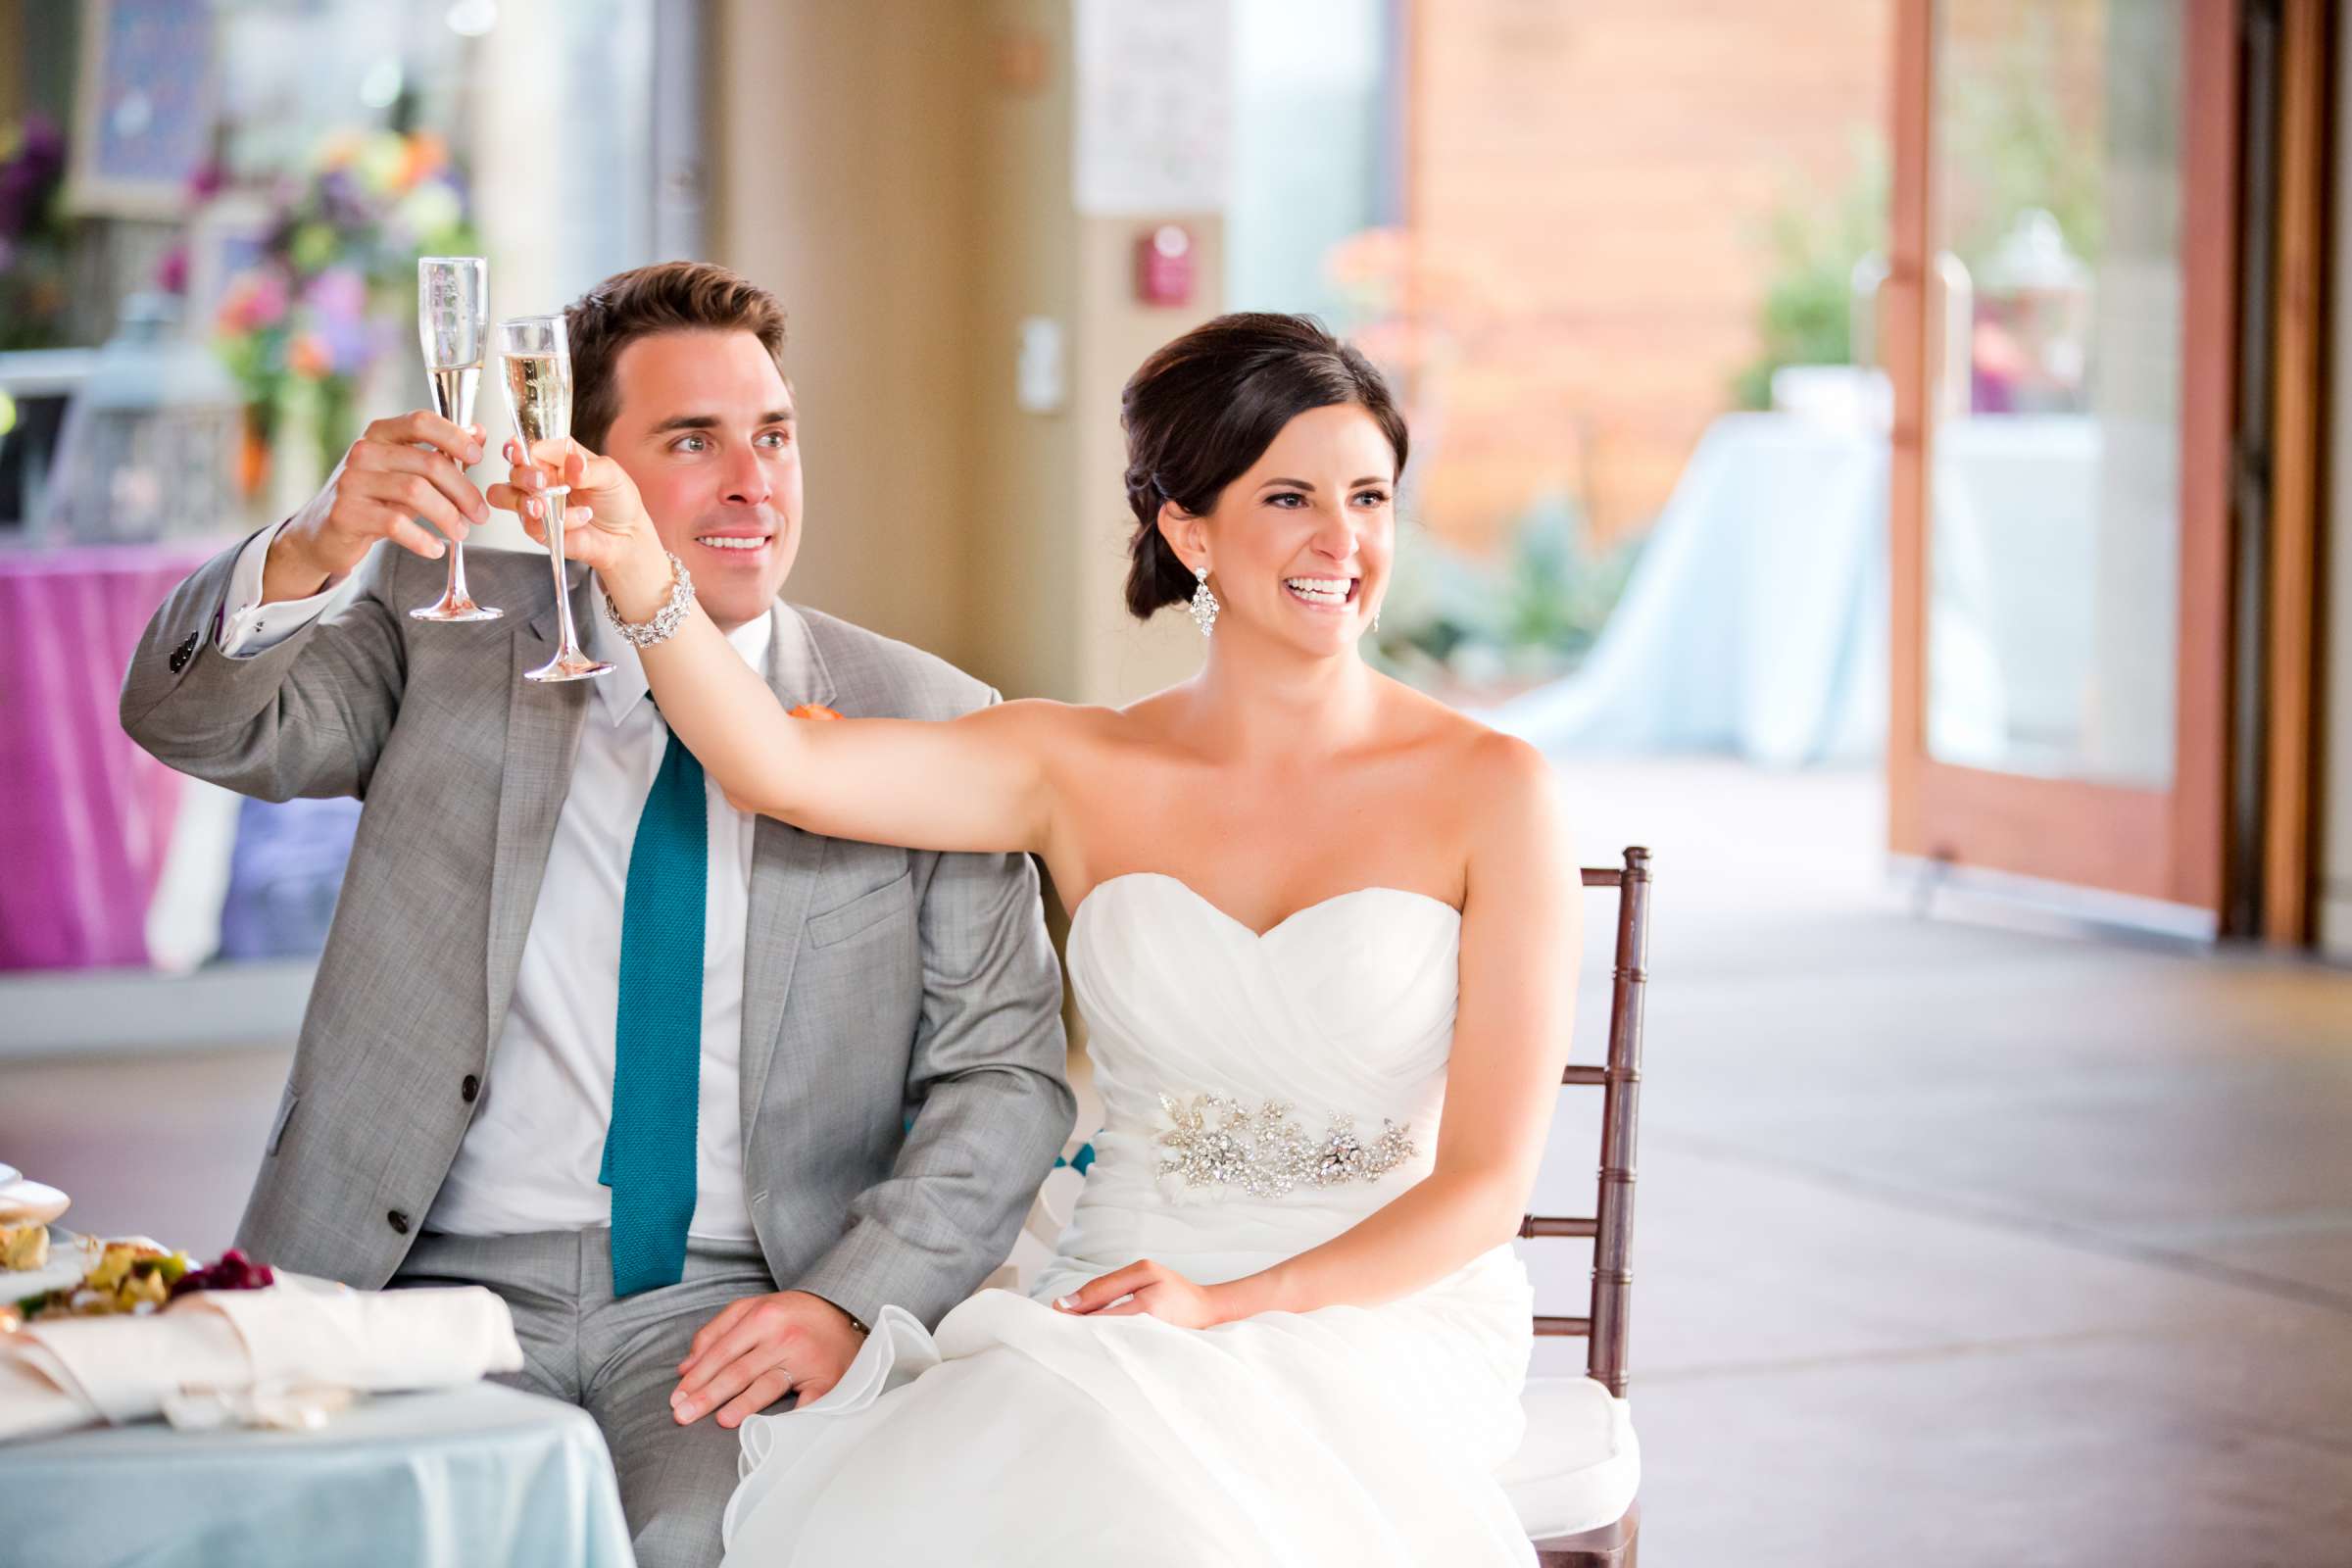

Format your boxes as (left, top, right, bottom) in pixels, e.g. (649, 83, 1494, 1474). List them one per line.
(1522, 761, 2352, 1566)
(5, 760, 2349, 1564)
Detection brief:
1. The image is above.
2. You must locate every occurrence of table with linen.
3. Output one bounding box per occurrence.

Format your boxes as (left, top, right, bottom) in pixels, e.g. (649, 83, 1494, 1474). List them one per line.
(0, 1380, 637, 1567)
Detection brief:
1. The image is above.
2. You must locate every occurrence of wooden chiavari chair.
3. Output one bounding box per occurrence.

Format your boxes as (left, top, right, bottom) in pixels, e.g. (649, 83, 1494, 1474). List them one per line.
(1503, 847, 1652, 1566)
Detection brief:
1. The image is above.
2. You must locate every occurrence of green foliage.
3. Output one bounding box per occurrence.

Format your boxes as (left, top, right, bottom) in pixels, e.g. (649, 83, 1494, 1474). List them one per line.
(1940, 16, 2106, 272)
(1369, 495, 1641, 694)
(1731, 133, 1888, 411)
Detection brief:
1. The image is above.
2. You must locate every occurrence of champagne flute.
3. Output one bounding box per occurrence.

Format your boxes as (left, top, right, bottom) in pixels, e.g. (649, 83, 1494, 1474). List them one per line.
(410, 257, 502, 621)
(500, 314, 611, 682)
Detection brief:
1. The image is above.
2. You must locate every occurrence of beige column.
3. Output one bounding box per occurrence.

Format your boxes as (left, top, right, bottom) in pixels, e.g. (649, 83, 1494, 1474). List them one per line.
(709, 0, 1227, 703)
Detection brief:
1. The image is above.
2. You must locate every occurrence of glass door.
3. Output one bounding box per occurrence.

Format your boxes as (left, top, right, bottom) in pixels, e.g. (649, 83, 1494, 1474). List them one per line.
(1885, 0, 2237, 929)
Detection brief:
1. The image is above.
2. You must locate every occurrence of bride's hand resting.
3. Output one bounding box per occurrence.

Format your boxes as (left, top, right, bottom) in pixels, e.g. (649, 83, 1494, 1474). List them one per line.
(1053, 1258, 1228, 1329)
(489, 437, 674, 616)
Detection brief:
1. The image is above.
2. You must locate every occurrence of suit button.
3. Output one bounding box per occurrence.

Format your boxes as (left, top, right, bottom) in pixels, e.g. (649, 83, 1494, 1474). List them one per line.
(461, 1073, 480, 1102)
(387, 1209, 411, 1235)
(167, 632, 199, 674)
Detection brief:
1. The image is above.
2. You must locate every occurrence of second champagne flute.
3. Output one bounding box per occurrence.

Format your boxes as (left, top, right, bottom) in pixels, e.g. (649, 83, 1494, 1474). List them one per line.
(411, 257, 502, 621)
(500, 314, 612, 682)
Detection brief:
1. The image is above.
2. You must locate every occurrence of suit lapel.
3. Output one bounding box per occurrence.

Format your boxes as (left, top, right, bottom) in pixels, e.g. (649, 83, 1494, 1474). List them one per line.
(739, 602, 837, 1157)
(483, 565, 594, 1054)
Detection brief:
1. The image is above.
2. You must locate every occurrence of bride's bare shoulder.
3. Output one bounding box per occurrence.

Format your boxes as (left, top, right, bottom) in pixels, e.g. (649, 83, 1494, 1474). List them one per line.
(1102, 684, 1203, 744)
(1372, 674, 1564, 837)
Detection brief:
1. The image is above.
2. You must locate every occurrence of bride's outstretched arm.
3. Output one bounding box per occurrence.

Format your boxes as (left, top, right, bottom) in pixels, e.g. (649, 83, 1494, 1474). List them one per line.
(502, 442, 1058, 856)
(1060, 735, 1580, 1325)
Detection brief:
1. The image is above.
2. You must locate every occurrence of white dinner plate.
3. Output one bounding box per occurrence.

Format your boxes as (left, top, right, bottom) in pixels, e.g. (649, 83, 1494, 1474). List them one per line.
(0, 1179, 70, 1226)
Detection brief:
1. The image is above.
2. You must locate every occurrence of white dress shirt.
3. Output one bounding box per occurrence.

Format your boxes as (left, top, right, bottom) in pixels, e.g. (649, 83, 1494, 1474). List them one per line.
(220, 524, 763, 1241)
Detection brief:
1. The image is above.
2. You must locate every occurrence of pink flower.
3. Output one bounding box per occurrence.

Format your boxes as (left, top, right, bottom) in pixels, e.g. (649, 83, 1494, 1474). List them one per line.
(219, 273, 289, 333)
(240, 271, 290, 329)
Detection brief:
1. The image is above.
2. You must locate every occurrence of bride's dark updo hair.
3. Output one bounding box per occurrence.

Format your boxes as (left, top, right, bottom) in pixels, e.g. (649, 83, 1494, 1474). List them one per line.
(1122, 313, 1408, 619)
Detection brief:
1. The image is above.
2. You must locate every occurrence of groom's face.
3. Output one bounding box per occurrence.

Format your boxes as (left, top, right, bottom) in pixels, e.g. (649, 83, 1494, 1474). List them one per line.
(602, 329, 804, 633)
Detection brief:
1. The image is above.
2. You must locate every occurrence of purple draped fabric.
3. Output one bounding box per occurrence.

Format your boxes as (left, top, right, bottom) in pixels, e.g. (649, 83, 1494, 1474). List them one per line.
(0, 542, 223, 970)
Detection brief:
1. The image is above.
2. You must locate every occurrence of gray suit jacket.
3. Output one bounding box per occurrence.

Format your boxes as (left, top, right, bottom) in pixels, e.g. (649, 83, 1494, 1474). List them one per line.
(121, 534, 1074, 1329)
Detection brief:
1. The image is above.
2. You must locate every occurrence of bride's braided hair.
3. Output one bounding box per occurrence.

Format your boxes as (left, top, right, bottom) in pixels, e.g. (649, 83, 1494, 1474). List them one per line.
(1120, 314, 1407, 619)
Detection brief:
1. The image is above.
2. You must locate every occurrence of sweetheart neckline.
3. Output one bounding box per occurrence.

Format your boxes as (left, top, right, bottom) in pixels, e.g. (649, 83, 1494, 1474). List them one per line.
(1068, 871, 1462, 943)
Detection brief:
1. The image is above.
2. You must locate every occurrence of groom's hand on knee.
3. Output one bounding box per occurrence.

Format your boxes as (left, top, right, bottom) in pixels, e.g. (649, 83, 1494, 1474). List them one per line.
(669, 1290, 865, 1429)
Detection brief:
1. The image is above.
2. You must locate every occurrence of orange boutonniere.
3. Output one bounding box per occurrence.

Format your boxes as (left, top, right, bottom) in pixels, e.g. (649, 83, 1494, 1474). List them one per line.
(787, 703, 843, 721)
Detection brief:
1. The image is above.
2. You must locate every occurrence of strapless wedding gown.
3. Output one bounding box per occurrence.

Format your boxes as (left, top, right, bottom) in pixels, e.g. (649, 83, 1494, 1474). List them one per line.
(721, 873, 1539, 1565)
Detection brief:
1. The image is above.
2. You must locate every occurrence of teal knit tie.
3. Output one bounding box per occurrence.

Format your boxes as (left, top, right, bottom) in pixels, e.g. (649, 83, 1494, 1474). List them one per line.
(601, 720, 706, 1297)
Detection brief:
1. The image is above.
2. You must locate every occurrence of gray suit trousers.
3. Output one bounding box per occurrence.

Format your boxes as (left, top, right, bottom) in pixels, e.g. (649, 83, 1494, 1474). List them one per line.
(396, 1229, 774, 1568)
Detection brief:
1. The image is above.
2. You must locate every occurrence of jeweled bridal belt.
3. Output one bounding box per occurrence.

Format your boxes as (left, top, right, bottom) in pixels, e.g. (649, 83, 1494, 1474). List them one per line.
(1152, 1093, 1418, 1200)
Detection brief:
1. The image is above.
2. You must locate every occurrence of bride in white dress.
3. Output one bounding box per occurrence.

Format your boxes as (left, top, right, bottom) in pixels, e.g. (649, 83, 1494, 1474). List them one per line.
(517, 312, 1581, 1565)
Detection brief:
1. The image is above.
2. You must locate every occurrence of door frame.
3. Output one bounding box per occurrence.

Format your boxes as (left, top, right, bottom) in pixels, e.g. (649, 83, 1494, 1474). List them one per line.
(1884, 0, 2241, 930)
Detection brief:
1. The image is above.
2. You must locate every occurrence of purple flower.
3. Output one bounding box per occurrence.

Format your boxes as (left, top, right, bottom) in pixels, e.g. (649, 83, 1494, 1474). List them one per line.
(317, 311, 374, 375)
(156, 243, 190, 295)
(0, 115, 68, 244)
(304, 266, 367, 323)
(318, 167, 371, 228)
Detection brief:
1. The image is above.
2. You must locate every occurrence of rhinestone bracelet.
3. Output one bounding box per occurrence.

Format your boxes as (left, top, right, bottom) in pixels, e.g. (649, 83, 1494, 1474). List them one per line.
(603, 551, 695, 648)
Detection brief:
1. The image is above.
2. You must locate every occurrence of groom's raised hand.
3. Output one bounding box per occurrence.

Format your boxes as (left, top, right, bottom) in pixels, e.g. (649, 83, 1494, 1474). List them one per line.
(669, 1289, 866, 1429)
(263, 411, 489, 602)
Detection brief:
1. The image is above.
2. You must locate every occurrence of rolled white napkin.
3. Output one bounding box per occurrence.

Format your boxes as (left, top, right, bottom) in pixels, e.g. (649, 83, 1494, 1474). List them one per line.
(0, 1279, 523, 1445)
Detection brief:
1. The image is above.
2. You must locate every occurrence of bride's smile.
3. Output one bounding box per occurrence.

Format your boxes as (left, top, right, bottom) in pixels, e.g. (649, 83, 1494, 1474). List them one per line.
(1281, 573, 1360, 610)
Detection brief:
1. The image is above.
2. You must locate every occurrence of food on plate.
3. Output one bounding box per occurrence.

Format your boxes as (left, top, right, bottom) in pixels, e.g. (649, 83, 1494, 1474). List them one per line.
(167, 1247, 275, 1300)
(9, 1239, 277, 1322)
(0, 1221, 48, 1272)
(14, 1241, 192, 1319)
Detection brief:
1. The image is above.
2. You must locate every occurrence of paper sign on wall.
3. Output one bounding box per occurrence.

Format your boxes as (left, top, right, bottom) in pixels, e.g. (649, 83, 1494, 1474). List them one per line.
(1073, 0, 1232, 217)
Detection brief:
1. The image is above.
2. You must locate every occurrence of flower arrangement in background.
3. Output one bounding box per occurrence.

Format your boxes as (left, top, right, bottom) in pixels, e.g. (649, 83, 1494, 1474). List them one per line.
(199, 128, 477, 486)
(0, 116, 72, 352)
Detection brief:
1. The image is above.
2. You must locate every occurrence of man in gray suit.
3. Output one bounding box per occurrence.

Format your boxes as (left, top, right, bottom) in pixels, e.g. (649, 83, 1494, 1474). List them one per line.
(121, 261, 1074, 1567)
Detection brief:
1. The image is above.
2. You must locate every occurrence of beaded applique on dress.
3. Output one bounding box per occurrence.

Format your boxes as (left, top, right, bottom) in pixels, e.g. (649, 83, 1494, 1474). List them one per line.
(1153, 1093, 1417, 1200)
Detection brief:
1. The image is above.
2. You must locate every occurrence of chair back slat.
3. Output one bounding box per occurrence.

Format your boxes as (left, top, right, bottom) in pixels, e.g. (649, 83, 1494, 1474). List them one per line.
(1517, 847, 1653, 1399)
(1518, 1215, 1597, 1240)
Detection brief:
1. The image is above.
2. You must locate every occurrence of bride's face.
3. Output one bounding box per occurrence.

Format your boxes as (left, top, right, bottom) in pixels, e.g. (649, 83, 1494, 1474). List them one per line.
(1175, 404, 1396, 659)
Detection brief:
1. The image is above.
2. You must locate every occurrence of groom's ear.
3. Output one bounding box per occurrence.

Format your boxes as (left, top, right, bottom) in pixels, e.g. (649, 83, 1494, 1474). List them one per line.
(1155, 500, 1208, 575)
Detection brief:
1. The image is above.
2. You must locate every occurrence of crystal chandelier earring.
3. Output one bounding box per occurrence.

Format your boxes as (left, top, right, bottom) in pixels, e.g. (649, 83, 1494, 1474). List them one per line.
(1188, 564, 1220, 636)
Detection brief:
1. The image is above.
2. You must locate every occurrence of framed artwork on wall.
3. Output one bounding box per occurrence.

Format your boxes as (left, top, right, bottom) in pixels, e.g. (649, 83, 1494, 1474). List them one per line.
(67, 0, 217, 220)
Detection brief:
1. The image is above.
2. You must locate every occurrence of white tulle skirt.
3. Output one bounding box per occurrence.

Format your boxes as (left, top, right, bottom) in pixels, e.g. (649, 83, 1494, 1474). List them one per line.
(719, 1245, 1537, 1567)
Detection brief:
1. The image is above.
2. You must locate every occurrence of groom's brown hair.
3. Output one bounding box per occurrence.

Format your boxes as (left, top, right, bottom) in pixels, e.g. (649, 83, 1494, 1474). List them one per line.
(564, 261, 789, 452)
